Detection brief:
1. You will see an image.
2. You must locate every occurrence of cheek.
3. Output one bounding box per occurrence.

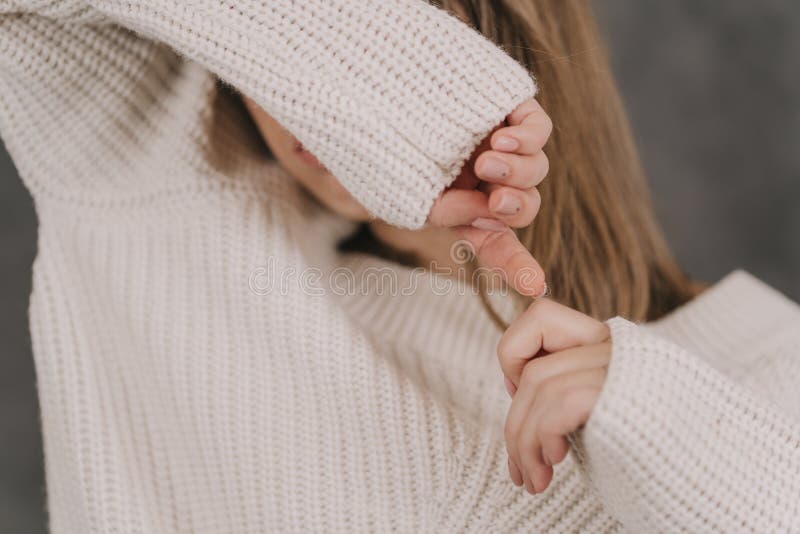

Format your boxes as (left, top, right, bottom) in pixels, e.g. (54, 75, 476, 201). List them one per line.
(242, 97, 371, 221)
(268, 142, 371, 221)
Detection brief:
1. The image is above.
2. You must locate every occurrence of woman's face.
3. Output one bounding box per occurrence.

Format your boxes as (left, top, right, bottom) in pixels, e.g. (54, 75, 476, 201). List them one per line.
(242, 96, 372, 222)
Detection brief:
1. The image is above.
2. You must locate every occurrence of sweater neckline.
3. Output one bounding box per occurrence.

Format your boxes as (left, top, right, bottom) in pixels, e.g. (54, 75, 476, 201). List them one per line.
(330, 249, 514, 342)
(311, 202, 798, 376)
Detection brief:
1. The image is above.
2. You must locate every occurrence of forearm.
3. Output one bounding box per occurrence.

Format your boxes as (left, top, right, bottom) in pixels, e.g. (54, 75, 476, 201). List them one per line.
(82, 0, 536, 227)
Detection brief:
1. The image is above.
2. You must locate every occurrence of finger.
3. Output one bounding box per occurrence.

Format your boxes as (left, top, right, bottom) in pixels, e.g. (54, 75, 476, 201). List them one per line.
(427, 189, 491, 228)
(515, 409, 552, 495)
(510, 345, 608, 473)
(531, 371, 606, 460)
(475, 151, 550, 189)
(497, 299, 610, 387)
(507, 98, 553, 128)
(537, 382, 604, 467)
(487, 186, 541, 228)
(504, 372, 538, 482)
(540, 435, 569, 469)
(495, 99, 553, 151)
(519, 369, 605, 493)
(456, 124, 502, 188)
(534, 368, 607, 428)
(455, 226, 546, 297)
(508, 456, 523, 487)
(514, 342, 612, 398)
(491, 123, 551, 156)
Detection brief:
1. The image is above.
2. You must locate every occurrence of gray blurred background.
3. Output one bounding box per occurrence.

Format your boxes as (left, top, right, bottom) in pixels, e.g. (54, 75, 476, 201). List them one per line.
(1, 2, 798, 532)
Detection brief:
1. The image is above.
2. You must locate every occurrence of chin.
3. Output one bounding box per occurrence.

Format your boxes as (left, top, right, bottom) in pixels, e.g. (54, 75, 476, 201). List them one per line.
(319, 180, 372, 221)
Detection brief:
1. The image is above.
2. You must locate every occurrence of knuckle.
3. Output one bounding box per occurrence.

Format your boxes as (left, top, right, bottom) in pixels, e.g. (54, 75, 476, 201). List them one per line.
(525, 296, 553, 321)
(496, 334, 513, 364)
(539, 153, 550, 180)
(520, 359, 546, 389)
(529, 131, 548, 151)
(538, 113, 552, 132)
(512, 101, 533, 123)
(528, 187, 542, 210)
(541, 114, 554, 139)
(474, 229, 508, 256)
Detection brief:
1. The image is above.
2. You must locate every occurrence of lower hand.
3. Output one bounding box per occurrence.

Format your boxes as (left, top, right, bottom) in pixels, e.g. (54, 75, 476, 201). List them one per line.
(427, 98, 552, 297)
(496, 298, 611, 494)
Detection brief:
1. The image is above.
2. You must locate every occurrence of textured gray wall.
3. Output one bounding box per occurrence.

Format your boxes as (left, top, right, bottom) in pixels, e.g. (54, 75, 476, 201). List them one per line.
(596, 1, 799, 297)
(1, 3, 798, 531)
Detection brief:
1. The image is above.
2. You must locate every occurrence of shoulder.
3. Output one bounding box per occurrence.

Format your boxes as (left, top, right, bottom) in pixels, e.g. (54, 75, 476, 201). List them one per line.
(642, 270, 800, 373)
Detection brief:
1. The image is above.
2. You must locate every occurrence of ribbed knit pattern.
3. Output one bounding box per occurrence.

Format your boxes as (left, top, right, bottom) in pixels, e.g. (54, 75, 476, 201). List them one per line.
(571, 273, 800, 532)
(1, 1, 799, 533)
(0, 0, 535, 229)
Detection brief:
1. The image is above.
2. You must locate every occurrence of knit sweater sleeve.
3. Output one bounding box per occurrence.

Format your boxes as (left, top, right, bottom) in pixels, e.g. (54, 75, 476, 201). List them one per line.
(570, 316, 800, 532)
(4, 0, 534, 228)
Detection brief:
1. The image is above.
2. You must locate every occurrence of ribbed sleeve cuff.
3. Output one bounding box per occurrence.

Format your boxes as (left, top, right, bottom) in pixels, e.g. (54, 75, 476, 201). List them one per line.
(86, 0, 536, 228)
(574, 316, 800, 532)
(251, 0, 538, 229)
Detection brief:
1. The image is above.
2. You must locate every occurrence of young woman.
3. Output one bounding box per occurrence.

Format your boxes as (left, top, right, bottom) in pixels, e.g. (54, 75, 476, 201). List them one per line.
(1, 1, 798, 533)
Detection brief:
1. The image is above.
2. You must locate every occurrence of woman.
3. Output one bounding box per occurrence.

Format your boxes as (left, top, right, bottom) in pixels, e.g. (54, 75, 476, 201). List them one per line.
(1, 1, 798, 533)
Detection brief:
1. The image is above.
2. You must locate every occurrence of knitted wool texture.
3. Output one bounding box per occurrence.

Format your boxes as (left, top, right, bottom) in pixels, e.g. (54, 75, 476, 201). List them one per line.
(1, 1, 799, 532)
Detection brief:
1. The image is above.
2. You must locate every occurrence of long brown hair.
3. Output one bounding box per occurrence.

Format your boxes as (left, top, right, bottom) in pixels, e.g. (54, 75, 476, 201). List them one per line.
(434, 0, 694, 322)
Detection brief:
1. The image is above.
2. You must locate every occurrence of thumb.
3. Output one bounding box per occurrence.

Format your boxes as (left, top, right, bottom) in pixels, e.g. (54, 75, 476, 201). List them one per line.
(427, 189, 492, 227)
(454, 225, 547, 298)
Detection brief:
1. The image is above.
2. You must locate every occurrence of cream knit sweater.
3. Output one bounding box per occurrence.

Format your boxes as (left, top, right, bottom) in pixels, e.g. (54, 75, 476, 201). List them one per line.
(1, 1, 799, 533)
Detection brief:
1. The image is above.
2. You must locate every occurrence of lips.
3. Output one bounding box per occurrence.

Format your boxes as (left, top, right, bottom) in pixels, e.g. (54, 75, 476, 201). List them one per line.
(294, 140, 324, 169)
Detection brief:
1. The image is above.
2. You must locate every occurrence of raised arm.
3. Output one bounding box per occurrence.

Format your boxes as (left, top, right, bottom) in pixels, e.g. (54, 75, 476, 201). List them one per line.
(3, 0, 534, 228)
(2, 0, 546, 293)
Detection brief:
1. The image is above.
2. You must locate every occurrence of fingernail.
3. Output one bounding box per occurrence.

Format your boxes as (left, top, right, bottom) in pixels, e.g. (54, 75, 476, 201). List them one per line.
(479, 157, 510, 180)
(543, 453, 552, 466)
(472, 218, 508, 232)
(494, 193, 521, 216)
(494, 135, 519, 152)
